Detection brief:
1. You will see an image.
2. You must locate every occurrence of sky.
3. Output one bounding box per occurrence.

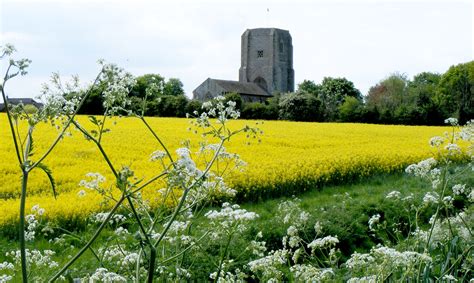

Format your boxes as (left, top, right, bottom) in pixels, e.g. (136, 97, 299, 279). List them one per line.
(0, 0, 473, 99)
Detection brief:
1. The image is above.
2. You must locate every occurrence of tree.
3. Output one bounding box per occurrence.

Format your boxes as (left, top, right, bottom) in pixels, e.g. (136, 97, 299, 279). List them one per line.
(407, 72, 443, 125)
(131, 74, 165, 99)
(185, 100, 203, 116)
(278, 92, 322, 121)
(338, 96, 364, 122)
(365, 73, 409, 123)
(148, 95, 189, 117)
(437, 61, 474, 124)
(163, 78, 184, 96)
(297, 80, 320, 96)
(318, 77, 362, 121)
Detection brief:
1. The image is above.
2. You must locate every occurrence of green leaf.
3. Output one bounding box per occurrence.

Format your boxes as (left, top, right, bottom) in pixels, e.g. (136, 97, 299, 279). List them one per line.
(35, 163, 57, 199)
(88, 115, 99, 126)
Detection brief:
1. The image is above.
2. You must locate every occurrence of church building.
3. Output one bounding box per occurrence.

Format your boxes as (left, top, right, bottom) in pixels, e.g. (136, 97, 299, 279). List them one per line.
(193, 28, 294, 102)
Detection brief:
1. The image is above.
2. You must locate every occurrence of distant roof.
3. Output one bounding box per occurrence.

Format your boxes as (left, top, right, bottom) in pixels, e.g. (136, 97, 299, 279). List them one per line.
(0, 98, 43, 111)
(212, 79, 271, 97)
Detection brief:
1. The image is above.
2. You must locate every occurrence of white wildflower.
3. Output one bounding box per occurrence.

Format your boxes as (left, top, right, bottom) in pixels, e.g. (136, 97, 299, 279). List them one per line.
(423, 191, 439, 205)
(308, 236, 339, 251)
(150, 150, 166, 161)
(444, 117, 458, 126)
(386, 190, 401, 199)
(368, 214, 381, 231)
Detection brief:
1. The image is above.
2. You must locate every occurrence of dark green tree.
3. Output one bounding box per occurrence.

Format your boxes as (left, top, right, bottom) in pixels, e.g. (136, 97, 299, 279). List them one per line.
(318, 77, 362, 121)
(407, 72, 443, 125)
(163, 78, 184, 96)
(131, 74, 165, 99)
(278, 92, 322, 121)
(297, 80, 320, 96)
(338, 96, 364, 122)
(437, 61, 474, 124)
(365, 73, 409, 123)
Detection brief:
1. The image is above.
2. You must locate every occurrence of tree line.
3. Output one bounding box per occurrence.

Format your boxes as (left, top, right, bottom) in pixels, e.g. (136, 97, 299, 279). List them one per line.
(7, 61, 470, 125)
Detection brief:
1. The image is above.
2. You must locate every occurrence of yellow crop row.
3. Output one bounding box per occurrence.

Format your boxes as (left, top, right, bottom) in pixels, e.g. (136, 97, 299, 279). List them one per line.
(0, 114, 456, 227)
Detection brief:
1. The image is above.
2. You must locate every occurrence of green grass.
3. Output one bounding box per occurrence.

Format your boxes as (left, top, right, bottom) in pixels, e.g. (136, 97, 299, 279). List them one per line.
(1, 169, 471, 280)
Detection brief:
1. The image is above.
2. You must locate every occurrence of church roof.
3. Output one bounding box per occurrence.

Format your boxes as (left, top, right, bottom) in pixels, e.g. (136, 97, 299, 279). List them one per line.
(0, 98, 43, 111)
(212, 79, 271, 97)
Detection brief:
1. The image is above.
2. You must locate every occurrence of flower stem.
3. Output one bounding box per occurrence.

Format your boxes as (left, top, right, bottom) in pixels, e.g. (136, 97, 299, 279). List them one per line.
(48, 194, 126, 282)
(19, 169, 29, 283)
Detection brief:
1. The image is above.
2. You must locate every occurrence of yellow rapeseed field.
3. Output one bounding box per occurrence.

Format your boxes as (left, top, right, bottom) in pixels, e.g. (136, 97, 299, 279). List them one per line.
(0, 114, 455, 227)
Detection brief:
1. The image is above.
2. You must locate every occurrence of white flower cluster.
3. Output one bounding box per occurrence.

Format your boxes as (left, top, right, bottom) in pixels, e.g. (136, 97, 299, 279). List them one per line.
(423, 191, 439, 205)
(87, 267, 127, 282)
(386, 190, 402, 200)
(307, 236, 339, 252)
(248, 249, 289, 281)
(277, 198, 310, 227)
(368, 214, 381, 232)
(99, 62, 136, 116)
(247, 239, 267, 257)
(79, 172, 106, 190)
(284, 225, 302, 248)
(188, 96, 242, 136)
(459, 119, 473, 142)
(98, 245, 141, 270)
(0, 261, 14, 282)
(205, 203, 258, 238)
(167, 147, 202, 189)
(290, 265, 334, 282)
(209, 268, 247, 283)
(345, 246, 431, 279)
(37, 73, 83, 123)
(160, 217, 195, 245)
(91, 212, 126, 225)
(0, 275, 13, 283)
(7, 249, 58, 269)
(347, 275, 378, 283)
(444, 117, 458, 126)
(150, 150, 167, 161)
(24, 204, 46, 242)
(405, 158, 437, 179)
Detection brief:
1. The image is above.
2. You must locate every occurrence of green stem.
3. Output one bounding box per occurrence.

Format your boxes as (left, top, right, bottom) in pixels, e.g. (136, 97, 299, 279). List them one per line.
(19, 169, 29, 283)
(214, 231, 234, 282)
(139, 116, 175, 166)
(48, 194, 126, 282)
(19, 126, 33, 283)
(125, 196, 156, 283)
(153, 140, 225, 249)
(1, 63, 23, 165)
(30, 70, 104, 170)
(425, 167, 448, 251)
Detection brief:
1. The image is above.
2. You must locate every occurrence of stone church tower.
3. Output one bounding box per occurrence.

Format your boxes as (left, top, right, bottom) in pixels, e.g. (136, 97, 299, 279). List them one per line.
(193, 28, 294, 102)
(239, 28, 294, 94)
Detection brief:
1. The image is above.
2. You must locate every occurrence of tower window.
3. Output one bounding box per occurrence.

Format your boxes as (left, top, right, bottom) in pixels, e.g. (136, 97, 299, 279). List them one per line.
(257, 50, 264, 58)
(279, 41, 284, 52)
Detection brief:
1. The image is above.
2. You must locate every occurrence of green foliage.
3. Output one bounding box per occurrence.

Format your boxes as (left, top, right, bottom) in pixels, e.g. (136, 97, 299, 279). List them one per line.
(297, 79, 320, 96)
(437, 61, 474, 124)
(224, 92, 243, 111)
(131, 74, 165, 99)
(241, 102, 267, 119)
(185, 99, 203, 115)
(163, 78, 184, 96)
(319, 77, 362, 121)
(338, 96, 364, 122)
(148, 94, 189, 117)
(278, 92, 322, 121)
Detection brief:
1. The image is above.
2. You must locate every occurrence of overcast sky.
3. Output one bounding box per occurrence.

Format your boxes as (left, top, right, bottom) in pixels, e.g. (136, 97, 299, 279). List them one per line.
(1, 0, 473, 99)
